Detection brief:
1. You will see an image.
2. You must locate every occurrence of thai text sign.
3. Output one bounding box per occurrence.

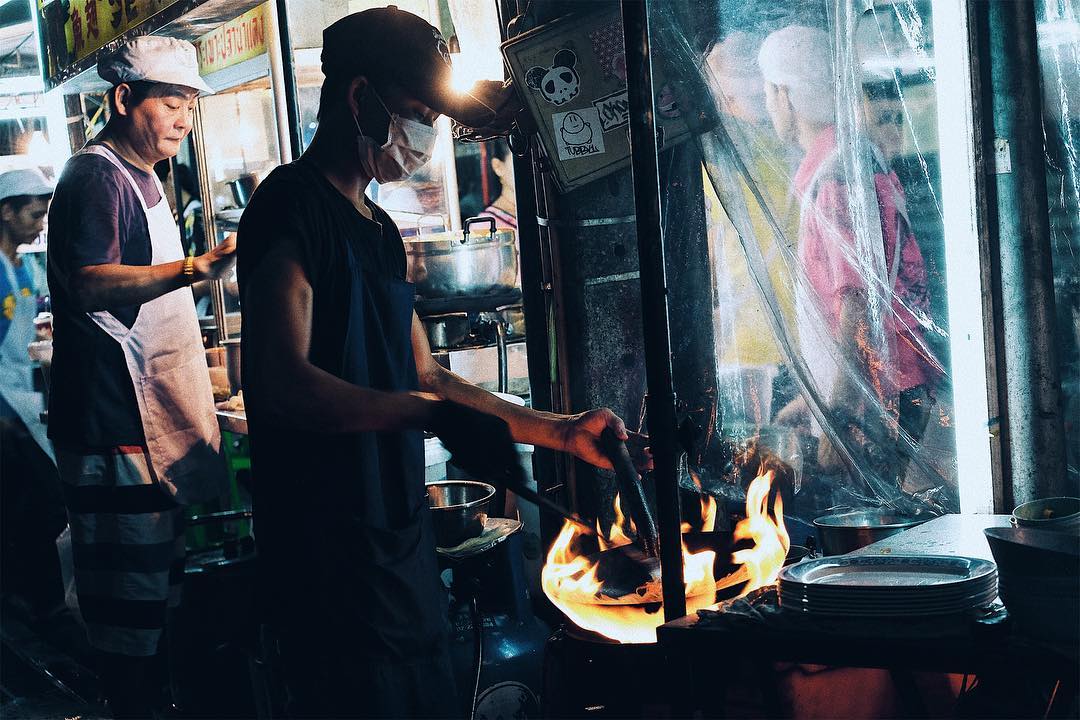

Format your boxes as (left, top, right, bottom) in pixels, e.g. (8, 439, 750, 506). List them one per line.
(195, 4, 267, 75)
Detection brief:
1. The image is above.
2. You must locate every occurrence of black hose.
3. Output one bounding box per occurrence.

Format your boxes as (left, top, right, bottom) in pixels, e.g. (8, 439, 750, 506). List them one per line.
(469, 597, 483, 719)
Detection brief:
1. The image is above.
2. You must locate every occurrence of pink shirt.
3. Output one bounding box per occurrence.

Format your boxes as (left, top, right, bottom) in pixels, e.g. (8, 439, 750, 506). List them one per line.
(794, 127, 938, 398)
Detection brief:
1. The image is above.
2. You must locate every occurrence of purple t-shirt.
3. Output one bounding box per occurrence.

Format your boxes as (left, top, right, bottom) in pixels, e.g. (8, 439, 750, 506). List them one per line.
(46, 145, 165, 448)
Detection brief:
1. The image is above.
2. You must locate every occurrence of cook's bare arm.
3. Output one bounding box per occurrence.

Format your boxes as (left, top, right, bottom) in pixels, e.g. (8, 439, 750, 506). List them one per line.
(242, 244, 438, 434)
(411, 313, 638, 471)
(72, 236, 237, 311)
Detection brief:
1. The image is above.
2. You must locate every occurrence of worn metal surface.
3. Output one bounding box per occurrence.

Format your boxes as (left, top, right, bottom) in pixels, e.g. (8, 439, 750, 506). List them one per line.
(984, 0, 1069, 504)
(851, 513, 1013, 562)
(516, 1, 716, 568)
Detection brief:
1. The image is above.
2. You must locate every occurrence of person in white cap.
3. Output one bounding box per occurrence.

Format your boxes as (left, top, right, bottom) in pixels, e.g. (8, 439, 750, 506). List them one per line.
(0, 167, 67, 630)
(45, 35, 234, 718)
(761, 27, 940, 489)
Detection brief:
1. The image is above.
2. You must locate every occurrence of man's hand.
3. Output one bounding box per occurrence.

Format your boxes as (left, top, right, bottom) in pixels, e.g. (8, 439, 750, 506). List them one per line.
(427, 400, 523, 483)
(193, 235, 237, 281)
(559, 408, 652, 472)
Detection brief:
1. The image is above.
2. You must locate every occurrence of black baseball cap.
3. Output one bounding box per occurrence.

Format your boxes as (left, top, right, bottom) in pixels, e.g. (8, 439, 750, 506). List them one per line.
(321, 6, 511, 129)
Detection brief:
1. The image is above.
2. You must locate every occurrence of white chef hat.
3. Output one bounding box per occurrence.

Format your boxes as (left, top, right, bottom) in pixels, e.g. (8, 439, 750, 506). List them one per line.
(758, 26, 835, 124)
(98, 36, 214, 96)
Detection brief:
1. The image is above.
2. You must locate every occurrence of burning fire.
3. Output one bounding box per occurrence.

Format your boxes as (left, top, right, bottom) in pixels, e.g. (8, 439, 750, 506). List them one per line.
(541, 471, 788, 644)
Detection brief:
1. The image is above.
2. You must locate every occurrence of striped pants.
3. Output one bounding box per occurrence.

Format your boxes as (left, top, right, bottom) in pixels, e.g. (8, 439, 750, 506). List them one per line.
(57, 445, 184, 657)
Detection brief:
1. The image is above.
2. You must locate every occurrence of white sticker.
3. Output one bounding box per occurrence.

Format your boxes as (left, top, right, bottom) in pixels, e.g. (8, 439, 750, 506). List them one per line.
(552, 108, 606, 161)
(525, 49, 580, 106)
(994, 137, 1012, 175)
(592, 89, 629, 132)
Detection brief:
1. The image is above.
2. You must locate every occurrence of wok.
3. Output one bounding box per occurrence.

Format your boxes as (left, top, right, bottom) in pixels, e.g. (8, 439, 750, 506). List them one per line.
(564, 531, 809, 606)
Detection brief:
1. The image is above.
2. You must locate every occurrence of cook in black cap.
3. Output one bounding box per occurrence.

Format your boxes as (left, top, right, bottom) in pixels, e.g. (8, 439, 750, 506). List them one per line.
(236, 6, 639, 718)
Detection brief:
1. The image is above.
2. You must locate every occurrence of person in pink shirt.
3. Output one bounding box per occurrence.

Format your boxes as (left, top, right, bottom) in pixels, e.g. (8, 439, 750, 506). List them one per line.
(761, 26, 941, 480)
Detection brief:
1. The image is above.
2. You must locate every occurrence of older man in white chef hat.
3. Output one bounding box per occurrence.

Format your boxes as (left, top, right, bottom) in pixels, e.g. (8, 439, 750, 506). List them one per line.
(46, 35, 235, 718)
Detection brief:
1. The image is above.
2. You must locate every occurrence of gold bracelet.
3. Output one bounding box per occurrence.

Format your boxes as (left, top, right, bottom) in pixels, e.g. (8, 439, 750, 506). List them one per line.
(182, 256, 196, 284)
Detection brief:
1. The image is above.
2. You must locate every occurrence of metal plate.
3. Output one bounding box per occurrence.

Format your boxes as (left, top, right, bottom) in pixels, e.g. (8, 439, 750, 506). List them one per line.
(780, 554, 997, 589)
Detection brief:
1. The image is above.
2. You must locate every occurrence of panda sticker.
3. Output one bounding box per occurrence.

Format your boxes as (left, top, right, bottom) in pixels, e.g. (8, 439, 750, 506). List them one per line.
(525, 49, 580, 106)
(551, 108, 605, 161)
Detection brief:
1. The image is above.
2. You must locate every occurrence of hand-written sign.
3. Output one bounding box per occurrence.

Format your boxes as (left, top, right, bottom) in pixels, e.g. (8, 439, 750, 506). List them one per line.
(195, 4, 268, 75)
(592, 89, 629, 133)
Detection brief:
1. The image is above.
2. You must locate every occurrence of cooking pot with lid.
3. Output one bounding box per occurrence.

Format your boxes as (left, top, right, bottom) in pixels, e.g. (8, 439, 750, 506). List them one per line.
(406, 216, 518, 301)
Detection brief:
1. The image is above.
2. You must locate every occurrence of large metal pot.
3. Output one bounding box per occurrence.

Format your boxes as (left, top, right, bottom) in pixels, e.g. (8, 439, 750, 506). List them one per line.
(427, 480, 496, 548)
(406, 217, 518, 300)
(813, 509, 928, 555)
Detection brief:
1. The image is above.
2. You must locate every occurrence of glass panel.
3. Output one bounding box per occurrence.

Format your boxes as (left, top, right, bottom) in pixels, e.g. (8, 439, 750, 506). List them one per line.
(647, 0, 990, 528)
(187, 75, 280, 330)
(1036, 0, 1080, 489)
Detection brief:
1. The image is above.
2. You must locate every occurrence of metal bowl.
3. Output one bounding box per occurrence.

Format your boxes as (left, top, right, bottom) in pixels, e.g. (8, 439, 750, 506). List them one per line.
(427, 480, 495, 548)
(984, 526, 1080, 643)
(405, 229, 518, 300)
(813, 510, 928, 555)
(1011, 497, 1080, 534)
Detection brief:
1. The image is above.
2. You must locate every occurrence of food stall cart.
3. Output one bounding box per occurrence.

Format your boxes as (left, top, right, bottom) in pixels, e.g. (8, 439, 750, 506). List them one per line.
(21, 0, 1074, 714)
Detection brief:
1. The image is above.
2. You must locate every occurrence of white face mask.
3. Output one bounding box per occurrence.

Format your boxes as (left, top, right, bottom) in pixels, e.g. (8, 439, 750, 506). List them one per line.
(354, 90, 438, 183)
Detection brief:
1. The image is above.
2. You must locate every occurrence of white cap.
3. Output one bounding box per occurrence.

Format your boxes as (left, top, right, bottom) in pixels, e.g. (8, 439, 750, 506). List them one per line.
(758, 26, 835, 124)
(0, 169, 53, 202)
(707, 32, 766, 118)
(97, 36, 214, 96)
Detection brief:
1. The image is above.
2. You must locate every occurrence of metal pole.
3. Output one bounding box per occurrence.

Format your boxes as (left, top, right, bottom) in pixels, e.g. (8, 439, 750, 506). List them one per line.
(620, 0, 684, 622)
(270, 0, 302, 160)
(191, 103, 229, 340)
(984, 0, 1069, 503)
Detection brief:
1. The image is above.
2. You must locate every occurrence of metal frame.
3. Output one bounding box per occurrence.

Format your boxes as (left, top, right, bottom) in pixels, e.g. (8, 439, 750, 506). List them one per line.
(620, 0, 685, 622)
(190, 102, 229, 334)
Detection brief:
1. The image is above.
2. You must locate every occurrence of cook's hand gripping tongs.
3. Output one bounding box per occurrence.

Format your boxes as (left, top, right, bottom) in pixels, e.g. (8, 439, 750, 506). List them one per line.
(600, 428, 660, 557)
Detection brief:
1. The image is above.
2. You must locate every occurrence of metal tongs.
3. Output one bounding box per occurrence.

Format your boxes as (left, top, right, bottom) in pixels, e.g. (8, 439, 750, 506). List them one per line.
(493, 430, 658, 555)
(599, 427, 660, 557)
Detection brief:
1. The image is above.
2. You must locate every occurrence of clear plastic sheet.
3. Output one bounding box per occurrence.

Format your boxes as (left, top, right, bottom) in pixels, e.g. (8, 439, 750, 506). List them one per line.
(1037, 0, 1080, 489)
(649, 0, 960, 521)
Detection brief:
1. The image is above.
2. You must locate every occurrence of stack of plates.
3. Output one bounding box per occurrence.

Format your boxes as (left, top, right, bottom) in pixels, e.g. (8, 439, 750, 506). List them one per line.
(778, 555, 998, 616)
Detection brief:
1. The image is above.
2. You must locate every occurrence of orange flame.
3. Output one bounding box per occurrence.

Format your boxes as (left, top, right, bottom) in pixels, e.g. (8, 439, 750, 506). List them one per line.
(730, 471, 790, 593)
(541, 472, 788, 644)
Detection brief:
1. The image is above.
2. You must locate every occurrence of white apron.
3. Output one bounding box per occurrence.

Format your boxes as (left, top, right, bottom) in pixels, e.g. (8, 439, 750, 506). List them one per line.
(76, 144, 225, 505)
(0, 251, 54, 463)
